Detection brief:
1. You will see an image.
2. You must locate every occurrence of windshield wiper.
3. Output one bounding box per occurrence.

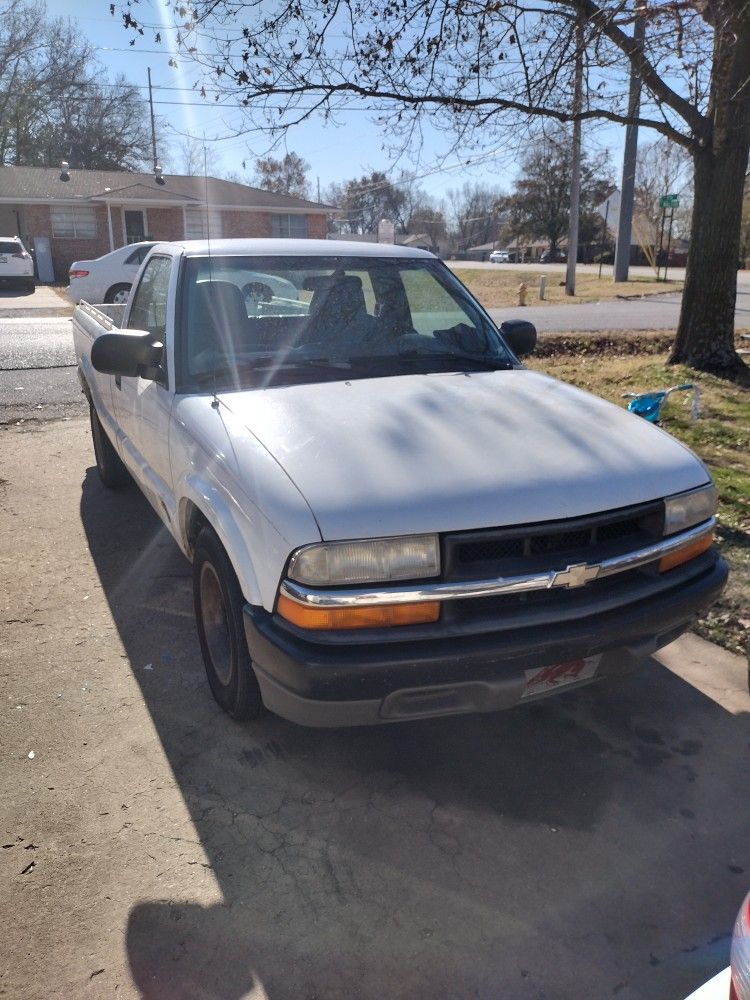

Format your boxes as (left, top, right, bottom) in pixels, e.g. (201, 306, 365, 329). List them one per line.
(395, 348, 512, 370)
(192, 356, 356, 386)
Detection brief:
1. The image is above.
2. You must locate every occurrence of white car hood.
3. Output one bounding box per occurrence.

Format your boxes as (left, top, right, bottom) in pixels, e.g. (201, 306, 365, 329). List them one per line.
(218, 370, 708, 540)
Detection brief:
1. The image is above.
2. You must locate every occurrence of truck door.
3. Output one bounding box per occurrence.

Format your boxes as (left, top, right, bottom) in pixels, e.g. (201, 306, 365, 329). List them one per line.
(115, 253, 176, 525)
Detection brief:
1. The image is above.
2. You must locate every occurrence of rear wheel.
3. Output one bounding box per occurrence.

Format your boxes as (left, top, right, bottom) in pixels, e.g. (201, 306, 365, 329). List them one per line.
(89, 403, 130, 488)
(193, 526, 263, 721)
(104, 283, 131, 304)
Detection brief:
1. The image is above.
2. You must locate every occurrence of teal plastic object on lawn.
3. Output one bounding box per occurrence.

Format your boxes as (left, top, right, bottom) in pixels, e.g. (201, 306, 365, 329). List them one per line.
(622, 383, 700, 424)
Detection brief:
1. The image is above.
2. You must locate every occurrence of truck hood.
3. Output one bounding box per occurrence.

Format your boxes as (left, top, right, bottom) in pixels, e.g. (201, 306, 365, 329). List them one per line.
(218, 370, 709, 540)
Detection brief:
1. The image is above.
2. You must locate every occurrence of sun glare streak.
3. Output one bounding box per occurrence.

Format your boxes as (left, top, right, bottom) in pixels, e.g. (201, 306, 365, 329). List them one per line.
(154, 1, 201, 143)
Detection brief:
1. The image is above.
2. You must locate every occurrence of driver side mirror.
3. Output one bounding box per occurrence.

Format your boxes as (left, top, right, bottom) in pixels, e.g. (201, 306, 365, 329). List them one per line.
(91, 329, 163, 380)
(499, 319, 537, 357)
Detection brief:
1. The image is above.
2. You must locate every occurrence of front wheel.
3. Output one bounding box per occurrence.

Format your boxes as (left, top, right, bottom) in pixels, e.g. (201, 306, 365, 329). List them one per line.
(104, 283, 131, 304)
(89, 403, 131, 488)
(193, 526, 263, 721)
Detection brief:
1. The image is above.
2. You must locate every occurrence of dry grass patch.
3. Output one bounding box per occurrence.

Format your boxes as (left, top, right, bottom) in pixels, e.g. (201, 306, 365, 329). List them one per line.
(454, 268, 683, 309)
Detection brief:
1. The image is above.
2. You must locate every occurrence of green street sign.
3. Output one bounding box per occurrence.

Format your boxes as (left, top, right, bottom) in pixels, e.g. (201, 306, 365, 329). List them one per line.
(659, 194, 680, 208)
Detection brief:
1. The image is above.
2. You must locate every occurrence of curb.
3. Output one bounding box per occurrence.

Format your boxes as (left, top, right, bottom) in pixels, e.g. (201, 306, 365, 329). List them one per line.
(0, 308, 73, 319)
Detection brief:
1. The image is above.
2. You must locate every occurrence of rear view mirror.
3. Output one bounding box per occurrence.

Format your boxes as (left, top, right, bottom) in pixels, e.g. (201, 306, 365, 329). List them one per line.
(91, 329, 163, 380)
(499, 319, 537, 357)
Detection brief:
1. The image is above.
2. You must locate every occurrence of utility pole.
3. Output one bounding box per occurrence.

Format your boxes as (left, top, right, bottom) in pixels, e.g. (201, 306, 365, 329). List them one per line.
(613, 1, 646, 282)
(565, 15, 584, 296)
(147, 67, 158, 173)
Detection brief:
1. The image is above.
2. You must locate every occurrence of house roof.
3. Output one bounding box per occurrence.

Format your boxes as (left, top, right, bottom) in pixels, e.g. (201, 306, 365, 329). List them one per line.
(0, 165, 330, 211)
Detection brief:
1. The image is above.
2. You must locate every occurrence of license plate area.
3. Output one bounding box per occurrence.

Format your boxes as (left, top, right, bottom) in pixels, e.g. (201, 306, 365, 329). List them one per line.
(522, 655, 601, 698)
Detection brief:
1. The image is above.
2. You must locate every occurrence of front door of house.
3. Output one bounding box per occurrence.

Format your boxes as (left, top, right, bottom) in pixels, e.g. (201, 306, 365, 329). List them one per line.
(124, 209, 145, 243)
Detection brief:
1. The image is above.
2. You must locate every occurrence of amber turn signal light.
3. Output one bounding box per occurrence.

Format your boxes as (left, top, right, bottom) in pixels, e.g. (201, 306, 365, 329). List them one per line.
(659, 533, 713, 573)
(277, 594, 440, 630)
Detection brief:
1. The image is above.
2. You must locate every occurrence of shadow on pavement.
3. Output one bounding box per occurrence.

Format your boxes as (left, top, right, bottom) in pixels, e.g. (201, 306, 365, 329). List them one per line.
(80, 469, 749, 1000)
(0, 281, 34, 296)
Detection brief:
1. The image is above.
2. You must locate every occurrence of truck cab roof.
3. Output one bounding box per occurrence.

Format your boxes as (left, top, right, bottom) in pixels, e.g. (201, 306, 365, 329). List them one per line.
(150, 238, 436, 259)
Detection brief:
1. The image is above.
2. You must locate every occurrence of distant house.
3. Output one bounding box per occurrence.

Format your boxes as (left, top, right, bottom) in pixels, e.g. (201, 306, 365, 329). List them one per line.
(329, 231, 440, 254)
(0, 165, 330, 281)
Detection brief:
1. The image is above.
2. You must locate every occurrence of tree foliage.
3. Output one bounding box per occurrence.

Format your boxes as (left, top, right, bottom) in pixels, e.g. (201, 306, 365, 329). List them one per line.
(253, 152, 310, 197)
(117, 0, 750, 378)
(328, 171, 406, 234)
(508, 128, 613, 253)
(0, 0, 152, 170)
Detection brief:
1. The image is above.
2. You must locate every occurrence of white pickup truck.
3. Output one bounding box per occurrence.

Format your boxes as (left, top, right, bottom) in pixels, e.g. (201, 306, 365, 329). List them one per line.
(73, 239, 726, 727)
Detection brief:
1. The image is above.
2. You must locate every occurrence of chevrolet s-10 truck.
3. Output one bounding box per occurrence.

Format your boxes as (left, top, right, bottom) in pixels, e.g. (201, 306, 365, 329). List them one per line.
(72, 239, 727, 726)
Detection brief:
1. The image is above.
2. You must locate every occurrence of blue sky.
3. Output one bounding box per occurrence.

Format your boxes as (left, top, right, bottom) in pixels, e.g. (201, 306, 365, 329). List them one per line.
(46, 0, 627, 202)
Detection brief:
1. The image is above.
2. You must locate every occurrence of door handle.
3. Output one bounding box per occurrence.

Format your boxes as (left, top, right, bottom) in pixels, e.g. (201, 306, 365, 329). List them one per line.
(115, 375, 122, 389)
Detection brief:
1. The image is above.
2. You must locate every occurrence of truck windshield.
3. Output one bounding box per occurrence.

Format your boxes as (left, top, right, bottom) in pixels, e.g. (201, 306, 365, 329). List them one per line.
(177, 255, 514, 391)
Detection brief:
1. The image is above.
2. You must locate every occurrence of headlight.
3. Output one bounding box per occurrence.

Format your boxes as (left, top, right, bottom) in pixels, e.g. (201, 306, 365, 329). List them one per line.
(288, 535, 440, 586)
(664, 484, 717, 535)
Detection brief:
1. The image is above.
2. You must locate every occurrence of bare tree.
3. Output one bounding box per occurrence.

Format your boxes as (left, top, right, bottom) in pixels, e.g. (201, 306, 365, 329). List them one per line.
(117, 0, 750, 379)
(447, 183, 505, 251)
(635, 136, 693, 245)
(179, 136, 220, 176)
(253, 152, 311, 197)
(1, 1, 153, 170)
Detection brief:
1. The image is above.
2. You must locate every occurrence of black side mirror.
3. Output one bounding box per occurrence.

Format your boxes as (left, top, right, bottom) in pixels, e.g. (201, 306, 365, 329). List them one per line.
(91, 329, 163, 380)
(499, 319, 537, 357)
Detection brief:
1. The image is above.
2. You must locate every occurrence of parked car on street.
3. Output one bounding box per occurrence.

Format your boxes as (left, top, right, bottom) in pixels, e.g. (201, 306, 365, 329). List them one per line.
(540, 247, 567, 264)
(73, 238, 726, 728)
(489, 249, 510, 263)
(66, 242, 156, 305)
(0, 236, 34, 290)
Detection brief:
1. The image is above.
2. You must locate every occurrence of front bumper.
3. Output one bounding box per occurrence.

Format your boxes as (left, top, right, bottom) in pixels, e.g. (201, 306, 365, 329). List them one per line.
(243, 555, 728, 727)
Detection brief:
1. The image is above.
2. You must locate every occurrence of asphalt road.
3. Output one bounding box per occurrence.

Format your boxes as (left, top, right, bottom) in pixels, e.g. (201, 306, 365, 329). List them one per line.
(488, 288, 750, 333)
(0, 316, 84, 423)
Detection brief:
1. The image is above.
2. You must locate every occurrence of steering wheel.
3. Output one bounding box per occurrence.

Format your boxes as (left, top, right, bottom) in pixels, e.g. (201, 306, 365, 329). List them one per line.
(241, 281, 272, 304)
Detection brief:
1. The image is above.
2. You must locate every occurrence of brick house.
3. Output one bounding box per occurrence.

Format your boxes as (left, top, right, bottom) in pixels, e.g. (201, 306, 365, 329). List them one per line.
(0, 165, 330, 281)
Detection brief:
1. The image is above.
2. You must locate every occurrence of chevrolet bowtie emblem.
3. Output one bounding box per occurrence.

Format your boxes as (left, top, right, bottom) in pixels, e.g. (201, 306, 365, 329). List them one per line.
(552, 562, 601, 589)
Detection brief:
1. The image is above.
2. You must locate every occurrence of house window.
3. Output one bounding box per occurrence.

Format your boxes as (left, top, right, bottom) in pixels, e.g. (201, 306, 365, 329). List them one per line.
(50, 205, 97, 239)
(272, 214, 308, 238)
(184, 207, 223, 240)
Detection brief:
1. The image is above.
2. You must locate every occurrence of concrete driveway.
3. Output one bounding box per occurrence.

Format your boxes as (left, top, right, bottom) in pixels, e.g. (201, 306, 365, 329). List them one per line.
(1, 419, 748, 1000)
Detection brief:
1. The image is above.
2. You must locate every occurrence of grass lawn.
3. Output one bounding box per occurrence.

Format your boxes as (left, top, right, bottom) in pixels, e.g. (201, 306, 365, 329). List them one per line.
(453, 267, 684, 308)
(526, 345, 750, 657)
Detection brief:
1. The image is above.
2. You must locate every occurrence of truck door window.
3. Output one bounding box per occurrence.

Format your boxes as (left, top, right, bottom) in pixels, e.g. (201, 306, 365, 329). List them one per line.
(128, 255, 171, 339)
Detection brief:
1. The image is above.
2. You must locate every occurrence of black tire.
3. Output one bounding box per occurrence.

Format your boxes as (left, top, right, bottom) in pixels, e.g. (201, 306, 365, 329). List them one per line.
(24, 278, 35, 292)
(193, 526, 263, 721)
(89, 403, 131, 488)
(104, 283, 131, 304)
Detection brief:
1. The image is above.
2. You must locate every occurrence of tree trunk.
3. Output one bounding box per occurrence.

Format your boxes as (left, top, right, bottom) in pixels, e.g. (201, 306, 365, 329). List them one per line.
(669, 2, 750, 382)
(669, 144, 750, 379)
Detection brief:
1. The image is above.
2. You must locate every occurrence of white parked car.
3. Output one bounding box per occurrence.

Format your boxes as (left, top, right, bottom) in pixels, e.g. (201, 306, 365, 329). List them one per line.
(489, 249, 511, 263)
(0, 236, 34, 290)
(72, 239, 726, 727)
(67, 242, 156, 304)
